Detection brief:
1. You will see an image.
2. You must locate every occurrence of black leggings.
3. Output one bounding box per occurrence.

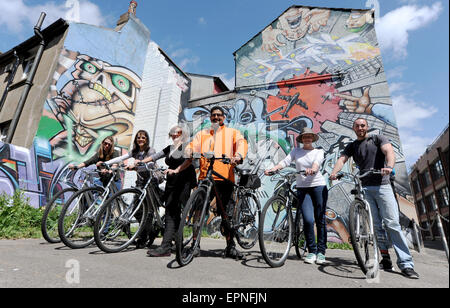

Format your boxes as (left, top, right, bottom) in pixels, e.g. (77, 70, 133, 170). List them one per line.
(160, 182, 192, 248)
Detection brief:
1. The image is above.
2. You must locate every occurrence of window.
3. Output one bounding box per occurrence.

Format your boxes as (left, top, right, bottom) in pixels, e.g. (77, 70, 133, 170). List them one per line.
(436, 187, 449, 208)
(431, 160, 444, 180)
(418, 200, 427, 214)
(425, 194, 437, 211)
(0, 121, 11, 142)
(21, 57, 35, 80)
(420, 171, 432, 187)
(412, 178, 421, 195)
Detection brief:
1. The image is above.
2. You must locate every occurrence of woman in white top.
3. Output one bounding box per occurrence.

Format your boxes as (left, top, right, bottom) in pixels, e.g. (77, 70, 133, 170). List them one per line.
(265, 127, 328, 265)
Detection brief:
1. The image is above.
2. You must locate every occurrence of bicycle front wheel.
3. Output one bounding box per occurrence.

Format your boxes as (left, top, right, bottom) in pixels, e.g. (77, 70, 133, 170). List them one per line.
(349, 200, 379, 277)
(176, 187, 208, 267)
(258, 196, 293, 267)
(294, 209, 306, 259)
(235, 193, 261, 250)
(94, 188, 148, 253)
(58, 186, 105, 249)
(41, 187, 77, 243)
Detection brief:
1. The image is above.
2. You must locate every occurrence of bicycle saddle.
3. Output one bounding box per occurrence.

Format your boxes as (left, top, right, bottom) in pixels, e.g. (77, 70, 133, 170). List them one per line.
(235, 167, 251, 175)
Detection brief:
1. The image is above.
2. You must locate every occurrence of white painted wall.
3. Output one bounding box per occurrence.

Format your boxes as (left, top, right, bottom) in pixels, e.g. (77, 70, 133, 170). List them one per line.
(123, 42, 188, 188)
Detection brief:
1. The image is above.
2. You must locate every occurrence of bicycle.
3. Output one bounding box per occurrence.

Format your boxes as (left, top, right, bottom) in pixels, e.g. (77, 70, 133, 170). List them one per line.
(175, 152, 261, 267)
(335, 169, 382, 278)
(41, 167, 93, 243)
(258, 169, 306, 267)
(57, 164, 123, 249)
(93, 162, 166, 253)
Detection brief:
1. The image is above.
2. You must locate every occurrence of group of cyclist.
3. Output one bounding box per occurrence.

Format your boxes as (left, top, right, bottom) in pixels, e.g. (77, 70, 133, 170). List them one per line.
(67, 106, 419, 279)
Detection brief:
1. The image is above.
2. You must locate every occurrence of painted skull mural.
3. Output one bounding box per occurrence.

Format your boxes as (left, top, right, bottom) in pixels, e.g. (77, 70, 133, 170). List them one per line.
(1, 18, 149, 207)
(47, 48, 141, 161)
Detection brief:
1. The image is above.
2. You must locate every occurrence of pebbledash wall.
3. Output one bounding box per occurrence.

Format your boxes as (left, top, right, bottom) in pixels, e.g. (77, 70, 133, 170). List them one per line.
(179, 6, 419, 246)
(0, 16, 191, 207)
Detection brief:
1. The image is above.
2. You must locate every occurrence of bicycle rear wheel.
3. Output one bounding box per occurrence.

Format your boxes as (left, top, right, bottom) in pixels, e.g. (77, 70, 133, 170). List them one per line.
(349, 200, 379, 278)
(235, 193, 260, 250)
(41, 187, 77, 243)
(94, 188, 148, 253)
(176, 187, 208, 267)
(258, 196, 292, 267)
(58, 186, 105, 249)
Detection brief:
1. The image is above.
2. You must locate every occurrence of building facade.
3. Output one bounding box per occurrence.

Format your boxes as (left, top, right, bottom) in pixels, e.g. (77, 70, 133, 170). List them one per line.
(180, 6, 419, 246)
(0, 4, 196, 207)
(409, 125, 449, 243)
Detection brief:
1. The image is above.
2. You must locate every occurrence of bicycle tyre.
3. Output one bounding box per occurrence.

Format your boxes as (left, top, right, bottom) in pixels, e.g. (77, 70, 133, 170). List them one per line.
(258, 196, 293, 268)
(58, 186, 105, 249)
(176, 187, 208, 267)
(294, 209, 306, 259)
(41, 187, 77, 243)
(235, 193, 261, 250)
(349, 200, 379, 277)
(94, 188, 148, 253)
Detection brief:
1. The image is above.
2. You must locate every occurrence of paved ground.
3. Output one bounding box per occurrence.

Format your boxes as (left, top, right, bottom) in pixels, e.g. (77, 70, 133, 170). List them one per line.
(0, 238, 448, 288)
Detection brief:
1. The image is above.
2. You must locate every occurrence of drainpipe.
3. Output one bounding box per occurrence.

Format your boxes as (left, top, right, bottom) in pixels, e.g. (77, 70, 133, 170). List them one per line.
(6, 12, 46, 144)
(0, 50, 20, 112)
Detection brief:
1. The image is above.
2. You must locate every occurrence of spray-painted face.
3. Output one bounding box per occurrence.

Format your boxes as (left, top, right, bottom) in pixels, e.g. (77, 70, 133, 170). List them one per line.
(61, 54, 141, 153)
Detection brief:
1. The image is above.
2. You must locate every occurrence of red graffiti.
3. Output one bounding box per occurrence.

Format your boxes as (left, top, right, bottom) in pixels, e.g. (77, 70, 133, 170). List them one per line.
(266, 72, 342, 133)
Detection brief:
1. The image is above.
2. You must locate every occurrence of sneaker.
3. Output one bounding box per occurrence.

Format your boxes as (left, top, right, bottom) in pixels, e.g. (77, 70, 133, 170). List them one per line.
(224, 245, 244, 260)
(380, 257, 394, 271)
(401, 268, 419, 279)
(304, 253, 317, 264)
(316, 253, 326, 265)
(147, 246, 171, 257)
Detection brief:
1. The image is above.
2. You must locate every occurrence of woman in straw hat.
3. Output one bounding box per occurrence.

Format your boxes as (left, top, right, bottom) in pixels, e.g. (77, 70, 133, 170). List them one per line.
(265, 127, 328, 265)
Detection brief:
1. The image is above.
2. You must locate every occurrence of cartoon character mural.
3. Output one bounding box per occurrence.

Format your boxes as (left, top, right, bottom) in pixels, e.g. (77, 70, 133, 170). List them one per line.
(46, 48, 141, 161)
(0, 18, 149, 208)
(180, 7, 417, 246)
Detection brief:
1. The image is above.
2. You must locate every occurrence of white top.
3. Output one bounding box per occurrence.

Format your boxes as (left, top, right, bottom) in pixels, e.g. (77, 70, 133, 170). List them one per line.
(279, 147, 326, 188)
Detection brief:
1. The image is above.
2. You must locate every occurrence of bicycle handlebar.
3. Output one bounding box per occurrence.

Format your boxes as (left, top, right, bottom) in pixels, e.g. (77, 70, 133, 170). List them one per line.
(335, 169, 383, 180)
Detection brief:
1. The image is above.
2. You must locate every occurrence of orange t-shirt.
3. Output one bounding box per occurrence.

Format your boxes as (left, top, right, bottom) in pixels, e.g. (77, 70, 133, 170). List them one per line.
(188, 125, 248, 182)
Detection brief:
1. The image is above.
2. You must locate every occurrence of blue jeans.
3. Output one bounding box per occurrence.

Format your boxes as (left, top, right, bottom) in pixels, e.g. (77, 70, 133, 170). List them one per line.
(297, 186, 328, 255)
(363, 185, 414, 270)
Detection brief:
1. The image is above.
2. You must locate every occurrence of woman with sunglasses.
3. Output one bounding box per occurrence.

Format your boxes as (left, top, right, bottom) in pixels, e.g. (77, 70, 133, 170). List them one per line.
(68, 136, 121, 190)
(139, 125, 197, 257)
(264, 127, 328, 265)
(105, 130, 157, 248)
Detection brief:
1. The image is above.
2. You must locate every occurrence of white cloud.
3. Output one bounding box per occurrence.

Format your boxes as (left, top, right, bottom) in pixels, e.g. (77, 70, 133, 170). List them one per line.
(376, 2, 443, 58)
(198, 17, 206, 25)
(0, 0, 106, 33)
(389, 82, 412, 94)
(179, 56, 200, 70)
(392, 95, 438, 167)
(392, 95, 438, 129)
(398, 130, 433, 167)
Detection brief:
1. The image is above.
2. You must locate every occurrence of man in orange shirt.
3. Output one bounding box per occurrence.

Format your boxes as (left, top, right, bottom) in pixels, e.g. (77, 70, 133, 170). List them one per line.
(167, 106, 248, 259)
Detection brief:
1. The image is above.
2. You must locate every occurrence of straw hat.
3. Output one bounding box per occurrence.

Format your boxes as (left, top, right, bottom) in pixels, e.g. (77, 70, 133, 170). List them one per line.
(296, 127, 319, 143)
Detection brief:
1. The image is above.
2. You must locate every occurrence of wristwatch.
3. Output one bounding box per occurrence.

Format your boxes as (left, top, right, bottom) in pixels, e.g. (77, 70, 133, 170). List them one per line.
(386, 166, 394, 169)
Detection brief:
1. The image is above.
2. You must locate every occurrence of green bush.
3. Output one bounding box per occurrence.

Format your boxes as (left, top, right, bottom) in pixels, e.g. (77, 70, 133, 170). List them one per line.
(0, 190, 43, 239)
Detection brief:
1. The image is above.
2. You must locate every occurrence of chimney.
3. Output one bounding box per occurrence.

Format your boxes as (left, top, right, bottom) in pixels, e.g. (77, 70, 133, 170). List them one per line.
(115, 1, 138, 31)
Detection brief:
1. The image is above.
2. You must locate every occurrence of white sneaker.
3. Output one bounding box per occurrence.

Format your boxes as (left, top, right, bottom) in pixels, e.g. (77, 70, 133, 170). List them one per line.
(316, 253, 326, 265)
(304, 253, 317, 264)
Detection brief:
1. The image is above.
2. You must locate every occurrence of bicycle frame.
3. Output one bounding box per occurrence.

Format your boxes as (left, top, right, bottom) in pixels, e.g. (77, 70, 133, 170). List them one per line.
(125, 164, 165, 228)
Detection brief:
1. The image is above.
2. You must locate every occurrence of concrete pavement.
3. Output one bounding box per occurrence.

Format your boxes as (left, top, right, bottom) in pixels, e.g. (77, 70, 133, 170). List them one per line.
(0, 238, 448, 288)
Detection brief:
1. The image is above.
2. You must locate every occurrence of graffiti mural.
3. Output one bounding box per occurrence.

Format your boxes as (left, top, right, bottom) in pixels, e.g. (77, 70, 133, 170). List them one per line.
(181, 7, 416, 244)
(0, 17, 150, 207)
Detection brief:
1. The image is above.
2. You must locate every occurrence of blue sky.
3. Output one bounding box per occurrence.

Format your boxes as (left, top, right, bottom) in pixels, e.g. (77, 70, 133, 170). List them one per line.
(0, 0, 448, 169)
